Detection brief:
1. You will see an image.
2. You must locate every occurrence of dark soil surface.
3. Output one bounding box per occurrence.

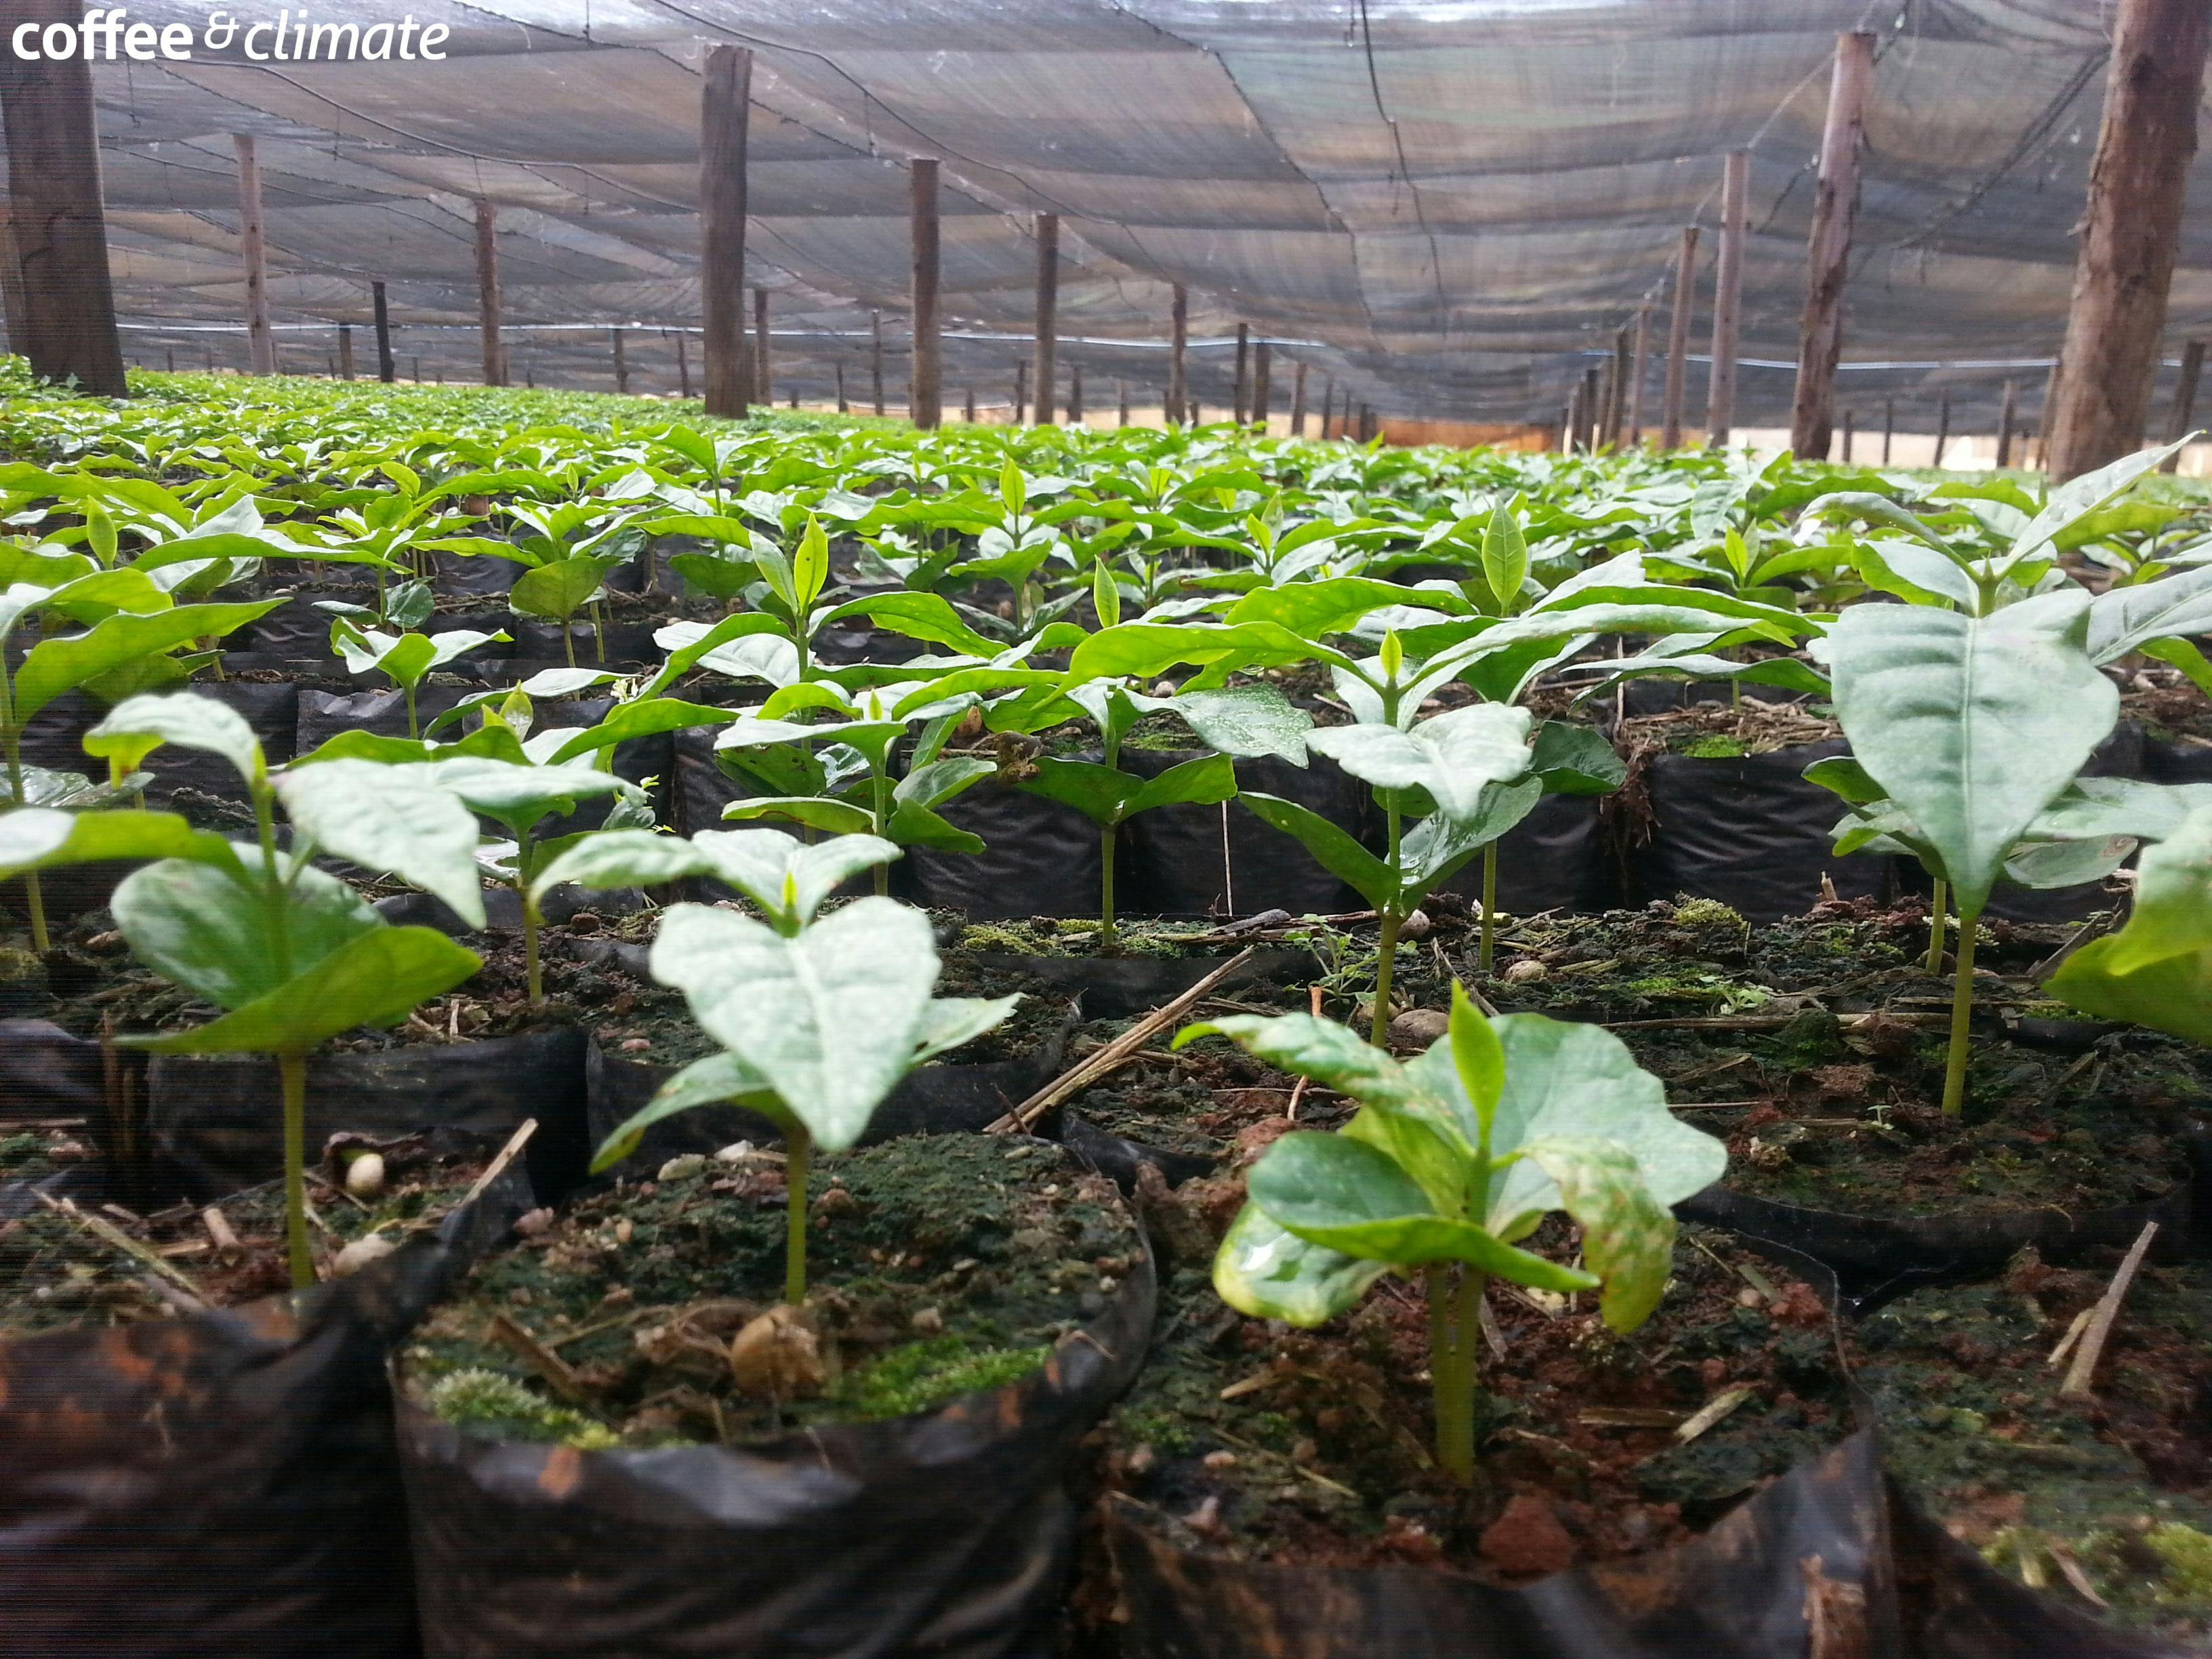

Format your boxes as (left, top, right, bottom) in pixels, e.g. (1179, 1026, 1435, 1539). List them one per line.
(1854, 1252, 2212, 1641)
(1614, 697, 1839, 759)
(942, 914, 1292, 962)
(0, 1130, 496, 1337)
(1088, 1214, 1849, 1579)
(399, 1134, 1142, 1447)
(2124, 677, 2212, 745)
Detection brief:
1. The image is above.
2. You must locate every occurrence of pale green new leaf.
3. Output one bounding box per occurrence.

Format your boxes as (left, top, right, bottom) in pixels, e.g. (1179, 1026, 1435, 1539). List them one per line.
(1307, 703, 1531, 823)
(274, 759, 487, 926)
(1517, 1135, 1675, 1332)
(1212, 1206, 1391, 1326)
(0, 806, 234, 877)
(84, 691, 265, 788)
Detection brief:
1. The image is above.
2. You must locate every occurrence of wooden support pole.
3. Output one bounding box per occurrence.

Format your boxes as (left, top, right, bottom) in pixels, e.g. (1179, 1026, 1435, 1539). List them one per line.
(1250, 340, 1271, 430)
(337, 325, 354, 381)
(1934, 390, 1952, 467)
(1996, 377, 2020, 468)
(1706, 149, 1749, 448)
(371, 281, 395, 382)
(1565, 374, 1588, 453)
(1290, 360, 1309, 436)
(234, 136, 276, 376)
(963, 384, 975, 423)
(2047, 0, 2212, 479)
(909, 158, 941, 428)
(836, 361, 848, 413)
(676, 330, 692, 398)
(1790, 32, 1875, 461)
(1031, 211, 1058, 427)
(1626, 302, 1652, 445)
(1067, 361, 1084, 424)
(164, 346, 174, 373)
(611, 327, 628, 394)
(1603, 322, 1632, 447)
(752, 287, 771, 404)
(700, 45, 753, 417)
(869, 310, 886, 415)
(1012, 358, 1028, 425)
(1881, 395, 1893, 465)
(1168, 285, 1189, 424)
(1319, 378, 1336, 438)
(2034, 355, 2064, 470)
(2160, 338, 2205, 470)
(1232, 323, 1250, 424)
(1118, 379, 1131, 427)
(411, 354, 421, 383)
(1661, 226, 1700, 449)
(0, 193, 28, 353)
(472, 200, 504, 386)
(1839, 408, 1854, 464)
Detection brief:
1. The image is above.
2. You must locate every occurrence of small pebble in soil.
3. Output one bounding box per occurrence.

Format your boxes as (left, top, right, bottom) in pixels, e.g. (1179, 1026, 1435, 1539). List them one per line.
(1388, 1008, 1448, 1050)
(620, 1037, 651, 1052)
(657, 1154, 708, 1183)
(331, 1233, 397, 1276)
(714, 1141, 755, 1164)
(1504, 958, 1547, 983)
(344, 1151, 386, 1200)
(514, 1208, 554, 1237)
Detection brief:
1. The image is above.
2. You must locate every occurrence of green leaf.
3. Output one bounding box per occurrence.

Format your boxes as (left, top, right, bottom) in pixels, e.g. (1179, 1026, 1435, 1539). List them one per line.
(1235, 792, 1393, 909)
(508, 554, 622, 622)
(0, 806, 234, 876)
(1170, 683, 1312, 764)
(1527, 720, 1625, 796)
(819, 591, 1000, 656)
(1092, 562, 1123, 630)
(14, 600, 277, 719)
(1308, 705, 1532, 824)
(895, 754, 996, 811)
(124, 926, 482, 1057)
(1397, 779, 1543, 891)
(112, 853, 382, 1011)
(1065, 621, 1335, 687)
(590, 1051, 785, 1173)
(2001, 436, 2190, 575)
(1212, 1205, 1391, 1326)
(1481, 497, 1530, 614)
(1518, 1135, 1675, 1332)
(1823, 590, 2118, 914)
(2087, 565, 2212, 664)
(1019, 757, 1146, 827)
(1129, 752, 1237, 814)
(1447, 983, 1503, 1143)
(1227, 577, 1466, 638)
(1850, 539, 1978, 609)
(793, 516, 830, 610)
(723, 796, 878, 836)
(647, 897, 938, 1151)
(1176, 1012, 1429, 1111)
(912, 994, 1021, 1062)
(687, 827, 899, 923)
(274, 759, 487, 926)
(546, 697, 739, 763)
(84, 690, 265, 788)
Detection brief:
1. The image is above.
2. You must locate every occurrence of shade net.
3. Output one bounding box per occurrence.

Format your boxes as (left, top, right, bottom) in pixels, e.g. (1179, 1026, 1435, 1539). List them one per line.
(9, 0, 2210, 432)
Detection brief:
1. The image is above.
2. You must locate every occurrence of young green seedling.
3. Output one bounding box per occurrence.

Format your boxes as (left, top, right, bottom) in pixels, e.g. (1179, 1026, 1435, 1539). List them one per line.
(0, 691, 480, 1290)
(1183, 985, 1725, 1483)
(569, 832, 1017, 1304)
(327, 617, 512, 739)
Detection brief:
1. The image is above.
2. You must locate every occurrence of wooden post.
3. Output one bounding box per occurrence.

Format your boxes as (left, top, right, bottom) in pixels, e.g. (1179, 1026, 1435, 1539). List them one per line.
(1290, 360, 1309, 436)
(1790, 32, 1875, 460)
(2047, 0, 2212, 478)
(1067, 361, 1083, 424)
(752, 287, 771, 404)
(1934, 391, 1952, 467)
(611, 327, 628, 394)
(1251, 340, 1272, 430)
(861, 312, 881, 415)
(1232, 323, 1250, 423)
(1881, 395, 1893, 464)
(1604, 323, 1631, 447)
(1012, 358, 1028, 425)
(676, 329, 692, 398)
(470, 200, 504, 386)
(1031, 211, 1058, 427)
(1168, 285, 1189, 424)
(371, 282, 396, 382)
(2160, 338, 2207, 470)
(1319, 378, 1336, 438)
(1996, 377, 2020, 468)
(1706, 150, 1749, 447)
(2033, 355, 2064, 470)
(0, 192, 28, 354)
(963, 384, 975, 423)
(1626, 302, 1652, 445)
(700, 45, 753, 417)
(1661, 227, 1699, 449)
(1118, 380, 1131, 427)
(233, 136, 276, 376)
(836, 361, 848, 413)
(789, 386, 798, 410)
(1839, 408, 1854, 464)
(909, 158, 941, 428)
(337, 325, 354, 381)
(411, 355, 422, 382)
(1565, 374, 1587, 452)
(164, 346, 174, 373)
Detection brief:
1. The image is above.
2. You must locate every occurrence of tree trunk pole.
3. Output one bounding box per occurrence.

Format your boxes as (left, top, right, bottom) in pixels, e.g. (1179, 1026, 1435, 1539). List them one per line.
(1251, 339, 1272, 430)
(0, 192, 29, 353)
(1565, 373, 1587, 453)
(1168, 285, 1189, 424)
(1881, 394, 1893, 464)
(2047, 0, 2212, 479)
(836, 361, 848, 413)
(869, 310, 886, 415)
(2160, 337, 2205, 470)
(1031, 211, 1058, 426)
(1625, 302, 1652, 445)
(2033, 354, 2063, 470)
(1661, 226, 1699, 449)
(700, 45, 753, 417)
(1603, 321, 1631, 447)
(472, 199, 504, 386)
(1706, 149, 1749, 448)
(752, 286, 771, 404)
(1118, 379, 1130, 426)
(909, 158, 941, 428)
(1012, 358, 1028, 425)
(371, 281, 395, 382)
(0, 9, 127, 398)
(1067, 361, 1084, 425)
(1320, 378, 1335, 438)
(234, 136, 276, 376)
(337, 324, 354, 381)
(1839, 407, 1854, 464)
(611, 327, 628, 394)
(1289, 359, 1309, 436)
(1996, 377, 2020, 468)
(1232, 323, 1250, 424)
(962, 384, 975, 422)
(676, 329, 691, 398)
(1790, 32, 1875, 461)
(1934, 390, 1951, 466)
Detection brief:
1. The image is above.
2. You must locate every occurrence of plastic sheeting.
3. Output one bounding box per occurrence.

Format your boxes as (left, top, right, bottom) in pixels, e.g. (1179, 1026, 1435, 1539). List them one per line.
(10, 1, 2211, 427)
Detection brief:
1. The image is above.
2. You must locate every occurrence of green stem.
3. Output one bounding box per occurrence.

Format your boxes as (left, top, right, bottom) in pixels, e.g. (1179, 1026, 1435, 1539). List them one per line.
(1431, 1265, 1483, 1484)
(871, 765, 893, 897)
(404, 681, 419, 743)
(1425, 1264, 1454, 1467)
(591, 601, 606, 664)
(279, 1052, 314, 1290)
(1099, 823, 1118, 948)
(1371, 805, 1404, 1045)
(23, 871, 47, 955)
(253, 783, 292, 983)
(783, 1122, 812, 1305)
(522, 882, 543, 1007)
(1478, 841, 1499, 975)
(1926, 878, 1948, 973)
(1940, 913, 1979, 1119)
(562, 624, 577, 669)
(2, 678, 43, 951)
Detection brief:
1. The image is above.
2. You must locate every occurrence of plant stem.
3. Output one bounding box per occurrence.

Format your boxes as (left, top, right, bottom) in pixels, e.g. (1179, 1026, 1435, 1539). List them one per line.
(522, 884, 543, 1007)
(562, 625, 577, 669)
(23, 872, 47, 955)
(1940, 914, 1979, 1119)
(404, 681, 419, 742)
(1371, 805, 1404, 1045)
(872, 764, 892, 897)
(279, 1052, 314, 1291)
(1099, 824, 1118, 948)
(1926, 878, 1948, 972)
(783, 1123, 812, 1305)
(1, 689, 43, 951)
(1478, 842, 1499, 975)
(1429, 1265, 1483, 1484)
